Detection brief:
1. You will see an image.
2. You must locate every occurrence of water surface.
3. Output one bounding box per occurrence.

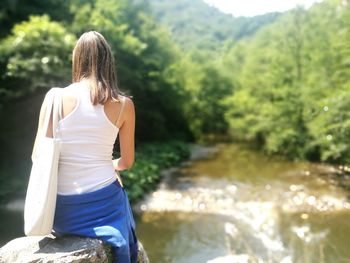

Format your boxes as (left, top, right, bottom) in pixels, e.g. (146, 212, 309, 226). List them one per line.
(135, 143, 350, 263)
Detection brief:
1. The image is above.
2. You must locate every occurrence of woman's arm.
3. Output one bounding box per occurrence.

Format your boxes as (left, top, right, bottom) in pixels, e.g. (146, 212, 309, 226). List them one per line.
(113, 97, 135, 171)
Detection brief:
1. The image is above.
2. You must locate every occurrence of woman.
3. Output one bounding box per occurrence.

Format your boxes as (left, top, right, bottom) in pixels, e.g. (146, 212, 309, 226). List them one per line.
(32, 31, 138, 262)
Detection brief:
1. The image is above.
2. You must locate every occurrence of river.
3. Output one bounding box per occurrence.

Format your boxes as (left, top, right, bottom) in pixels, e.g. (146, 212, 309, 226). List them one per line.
(133, 143, 350, 263)
(1, 143, 350, 262)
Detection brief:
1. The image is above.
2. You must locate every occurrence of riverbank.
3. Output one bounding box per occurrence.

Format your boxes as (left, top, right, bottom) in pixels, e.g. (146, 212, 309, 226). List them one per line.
(120, 140, 194, 203)
(132, 142, 219, 212)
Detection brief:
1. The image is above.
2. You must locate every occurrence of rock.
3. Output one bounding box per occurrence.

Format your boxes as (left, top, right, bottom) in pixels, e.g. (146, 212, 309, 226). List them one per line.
(0, 234, 149, 263)
(135, 242, 149, 263)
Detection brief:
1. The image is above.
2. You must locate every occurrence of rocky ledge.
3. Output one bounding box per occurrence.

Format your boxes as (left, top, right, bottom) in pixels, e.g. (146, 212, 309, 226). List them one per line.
(0, 234, 149, 263)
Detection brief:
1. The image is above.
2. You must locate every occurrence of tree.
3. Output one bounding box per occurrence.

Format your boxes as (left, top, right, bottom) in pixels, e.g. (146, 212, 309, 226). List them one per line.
(0, 15, 76, 103)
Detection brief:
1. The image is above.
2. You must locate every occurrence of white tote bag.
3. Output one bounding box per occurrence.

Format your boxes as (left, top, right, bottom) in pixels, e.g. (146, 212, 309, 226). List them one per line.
(24, 88, 62, 236)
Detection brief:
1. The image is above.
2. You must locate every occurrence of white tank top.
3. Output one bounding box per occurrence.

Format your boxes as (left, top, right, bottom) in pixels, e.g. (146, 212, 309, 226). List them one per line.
(56, 82, 125, 195)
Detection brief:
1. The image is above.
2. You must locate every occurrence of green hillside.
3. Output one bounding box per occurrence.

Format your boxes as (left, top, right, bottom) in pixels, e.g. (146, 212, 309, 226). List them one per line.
(142, 0, 281, 51)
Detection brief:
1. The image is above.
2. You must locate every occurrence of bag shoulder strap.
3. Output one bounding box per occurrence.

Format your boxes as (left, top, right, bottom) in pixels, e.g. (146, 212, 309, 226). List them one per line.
(52, 87, 63, 138)
(41, 87, 62, 139)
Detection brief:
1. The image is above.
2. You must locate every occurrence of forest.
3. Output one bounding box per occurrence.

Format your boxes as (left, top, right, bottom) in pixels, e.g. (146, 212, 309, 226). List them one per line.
(0, 0, 349, 202)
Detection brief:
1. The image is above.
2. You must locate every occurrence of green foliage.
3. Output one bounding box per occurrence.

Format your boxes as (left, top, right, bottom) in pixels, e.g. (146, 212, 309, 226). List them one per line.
(171, 50, 235, 140)
(307, 90, 350, 163)
(223, 0, 350, 163)
(0, 0, 71, 38)
(70, 0, 146, 55)
(0, 15, 76, 101)
(144, 0, 280, 51)
(119, 140, 190, 202)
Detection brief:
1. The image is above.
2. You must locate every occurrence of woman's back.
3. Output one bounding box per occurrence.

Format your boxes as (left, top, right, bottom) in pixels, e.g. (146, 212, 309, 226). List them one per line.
(57, 81, 126, 195)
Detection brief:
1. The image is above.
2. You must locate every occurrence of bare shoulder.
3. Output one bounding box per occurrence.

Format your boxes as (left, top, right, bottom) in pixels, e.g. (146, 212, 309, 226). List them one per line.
(121, 95, 135, 113)
(118, 96, 135, 127)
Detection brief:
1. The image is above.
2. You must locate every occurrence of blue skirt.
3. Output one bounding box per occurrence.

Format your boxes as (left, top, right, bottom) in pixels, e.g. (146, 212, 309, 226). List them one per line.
(52, 179, 138, 263)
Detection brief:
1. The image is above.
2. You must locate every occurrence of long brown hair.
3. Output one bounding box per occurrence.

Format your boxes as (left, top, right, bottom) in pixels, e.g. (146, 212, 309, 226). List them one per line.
(72, 31, 121, 105)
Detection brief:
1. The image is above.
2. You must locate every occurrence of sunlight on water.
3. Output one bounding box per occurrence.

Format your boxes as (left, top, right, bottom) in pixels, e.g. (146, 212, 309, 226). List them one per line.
(135, 143, 350, 263)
